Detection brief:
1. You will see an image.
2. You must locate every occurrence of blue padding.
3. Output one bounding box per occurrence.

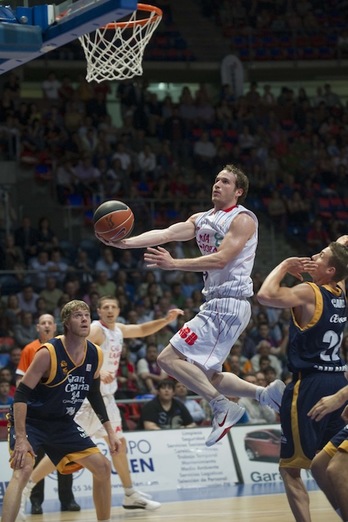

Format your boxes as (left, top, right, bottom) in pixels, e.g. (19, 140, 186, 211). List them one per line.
(33, 5, 49, 31)
(0, 23, 42, 55)
(15, 6, 34, 25)
(0, 6, 17, 23)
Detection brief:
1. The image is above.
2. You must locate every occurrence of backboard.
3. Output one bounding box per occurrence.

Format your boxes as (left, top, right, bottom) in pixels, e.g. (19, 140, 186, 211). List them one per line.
(0, 0, 137, 74)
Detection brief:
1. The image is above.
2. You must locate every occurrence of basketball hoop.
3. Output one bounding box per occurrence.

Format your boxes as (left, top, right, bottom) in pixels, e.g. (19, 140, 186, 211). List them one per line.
(78, 3, 162, 83)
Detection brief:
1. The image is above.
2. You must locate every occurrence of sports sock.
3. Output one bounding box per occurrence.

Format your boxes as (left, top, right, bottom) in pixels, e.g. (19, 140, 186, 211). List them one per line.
(255, 386, 264, 401)
(124, 487, 135, 496)
(209, 395, 227, 409)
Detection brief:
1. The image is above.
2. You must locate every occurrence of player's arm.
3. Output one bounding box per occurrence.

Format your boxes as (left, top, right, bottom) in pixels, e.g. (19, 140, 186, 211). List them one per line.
(119, 308, 184, 338)
(257, 257, 318, 308)
(11, 348, 51, 469)
(308, 385, 348, 421)
(112, 215, 198, 249)
(144, 212, 256, 271)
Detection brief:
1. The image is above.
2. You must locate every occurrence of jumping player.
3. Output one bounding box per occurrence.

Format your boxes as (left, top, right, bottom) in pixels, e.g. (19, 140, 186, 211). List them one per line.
(98, 164, 285, 447)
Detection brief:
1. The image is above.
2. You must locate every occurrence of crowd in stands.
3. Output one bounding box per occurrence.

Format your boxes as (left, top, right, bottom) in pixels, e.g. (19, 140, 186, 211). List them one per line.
(200, 0, 348, 61)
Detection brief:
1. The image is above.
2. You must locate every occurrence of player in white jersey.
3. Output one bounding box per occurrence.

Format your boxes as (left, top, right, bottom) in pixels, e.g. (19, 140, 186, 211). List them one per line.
(100, 164, 286, 447)
(19, 297, 183, 515)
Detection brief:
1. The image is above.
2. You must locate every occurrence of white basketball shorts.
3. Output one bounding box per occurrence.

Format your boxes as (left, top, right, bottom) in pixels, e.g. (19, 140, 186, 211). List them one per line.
(74, 394, 123, 438)
(170, 297, 251, 372)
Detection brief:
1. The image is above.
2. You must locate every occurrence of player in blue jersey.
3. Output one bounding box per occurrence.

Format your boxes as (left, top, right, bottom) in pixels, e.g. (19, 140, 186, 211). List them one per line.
(308, 384, 348, 521)
(1, 300, 121, 522)
(98, 164, 285, 447)
(257, 235, 348, 522)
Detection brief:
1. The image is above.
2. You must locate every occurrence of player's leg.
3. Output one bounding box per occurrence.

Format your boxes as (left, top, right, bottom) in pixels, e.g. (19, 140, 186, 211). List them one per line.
(279, 466, 311, 522)
(1, 455, 34, 522)
(158, 344, 245, 446)
(101, 399, 160, 510)
(211, 370, 285, 412)
(327, 451, 348, 520)
(311, 449, 339, 514)
(30, 454, 56, 483)
(158, 343, 222, 400)
(77, 452, 112, 521)
(18, 454, 56, 521)
(29, 446, 45, 515)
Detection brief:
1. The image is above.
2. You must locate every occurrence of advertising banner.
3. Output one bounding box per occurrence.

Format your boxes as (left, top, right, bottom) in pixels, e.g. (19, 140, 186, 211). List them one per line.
(0, 427, 239, 511)
(229, 423, 312, 485)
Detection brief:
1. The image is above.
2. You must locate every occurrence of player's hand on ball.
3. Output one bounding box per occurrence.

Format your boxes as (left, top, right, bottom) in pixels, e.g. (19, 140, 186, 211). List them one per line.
(95, 231, 128, 249)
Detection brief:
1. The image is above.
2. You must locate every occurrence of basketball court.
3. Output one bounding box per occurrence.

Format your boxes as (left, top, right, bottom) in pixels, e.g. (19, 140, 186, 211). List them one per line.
(10, 486, 337, 522)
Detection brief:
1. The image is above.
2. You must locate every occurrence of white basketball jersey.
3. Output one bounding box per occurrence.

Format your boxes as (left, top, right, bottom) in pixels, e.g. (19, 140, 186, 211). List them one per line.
(195, 205, 258, 299)
(92, 320, 123, 396)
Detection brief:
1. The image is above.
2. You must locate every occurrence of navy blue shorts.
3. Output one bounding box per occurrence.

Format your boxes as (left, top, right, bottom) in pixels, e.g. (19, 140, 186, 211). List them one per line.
(279, 371, 347, 469)
(9, 415, 100, 474)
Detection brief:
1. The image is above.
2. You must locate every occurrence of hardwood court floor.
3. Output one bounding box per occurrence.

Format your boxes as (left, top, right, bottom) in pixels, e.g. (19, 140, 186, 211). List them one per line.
(28, 490, 339, 522)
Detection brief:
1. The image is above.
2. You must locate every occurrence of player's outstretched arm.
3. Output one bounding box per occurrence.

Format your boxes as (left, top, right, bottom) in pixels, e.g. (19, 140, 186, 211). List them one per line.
(120, 308, 184, 338)
(109, 217, 197, 249)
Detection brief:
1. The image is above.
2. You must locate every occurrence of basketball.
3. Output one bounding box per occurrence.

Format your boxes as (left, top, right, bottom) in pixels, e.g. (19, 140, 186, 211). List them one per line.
(93, 200, 134, 242)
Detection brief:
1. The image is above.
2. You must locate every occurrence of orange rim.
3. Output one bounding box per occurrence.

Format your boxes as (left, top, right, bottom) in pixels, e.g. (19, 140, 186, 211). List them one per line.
(56, 3, 162, 26)
(103, 3, 162, 29)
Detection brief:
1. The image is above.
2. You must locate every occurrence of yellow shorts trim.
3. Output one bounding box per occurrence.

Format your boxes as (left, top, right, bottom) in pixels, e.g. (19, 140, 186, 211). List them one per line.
(57, 446, 101, 474)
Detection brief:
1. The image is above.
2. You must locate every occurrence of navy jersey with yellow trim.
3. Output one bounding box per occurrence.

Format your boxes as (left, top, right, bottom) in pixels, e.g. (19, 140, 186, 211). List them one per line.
(287, 282, 347, 373)
(26, 336, 103, 420)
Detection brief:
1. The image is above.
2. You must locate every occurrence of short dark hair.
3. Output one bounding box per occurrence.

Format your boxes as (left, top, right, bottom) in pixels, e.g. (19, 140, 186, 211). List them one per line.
(158, 379, 175, 390)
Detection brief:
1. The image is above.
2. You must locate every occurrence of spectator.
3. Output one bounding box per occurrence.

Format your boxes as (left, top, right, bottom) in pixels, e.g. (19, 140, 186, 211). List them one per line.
(250, 340, 283, 378)
(116, 344, 140, 399)
(36, 217, 58, 253)
(95, 271, 117, 298)
(174, 381, 206, 424)
(137, 342, 167, 394)
(39, 276, 64, 314)
(14, 216, 39, 263)
(55, 157, 77, 204)
(3, 294, 22, 333)
(3, 233, 24, 269)
(306, 218, 331, 253)
(238, 373, 277, 424)
(13, 311, 37, 348)
(95, 247, 120, 279)
(192, 131, 217, 171)
(28, 250, 51, 291)
(0, 367, 15, 397)
(75, 248, 95, 291)
(47, 248, 71, 285)
(3, 345, 21, 386)
(16, 284, 39, 315)
(42, 72, 61, 100)
(140, 379, 196, 430)
(0, 378, 14, 418)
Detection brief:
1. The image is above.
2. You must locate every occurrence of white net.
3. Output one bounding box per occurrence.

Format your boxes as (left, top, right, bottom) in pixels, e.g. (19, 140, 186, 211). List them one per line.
(79, 4, 162, 83)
